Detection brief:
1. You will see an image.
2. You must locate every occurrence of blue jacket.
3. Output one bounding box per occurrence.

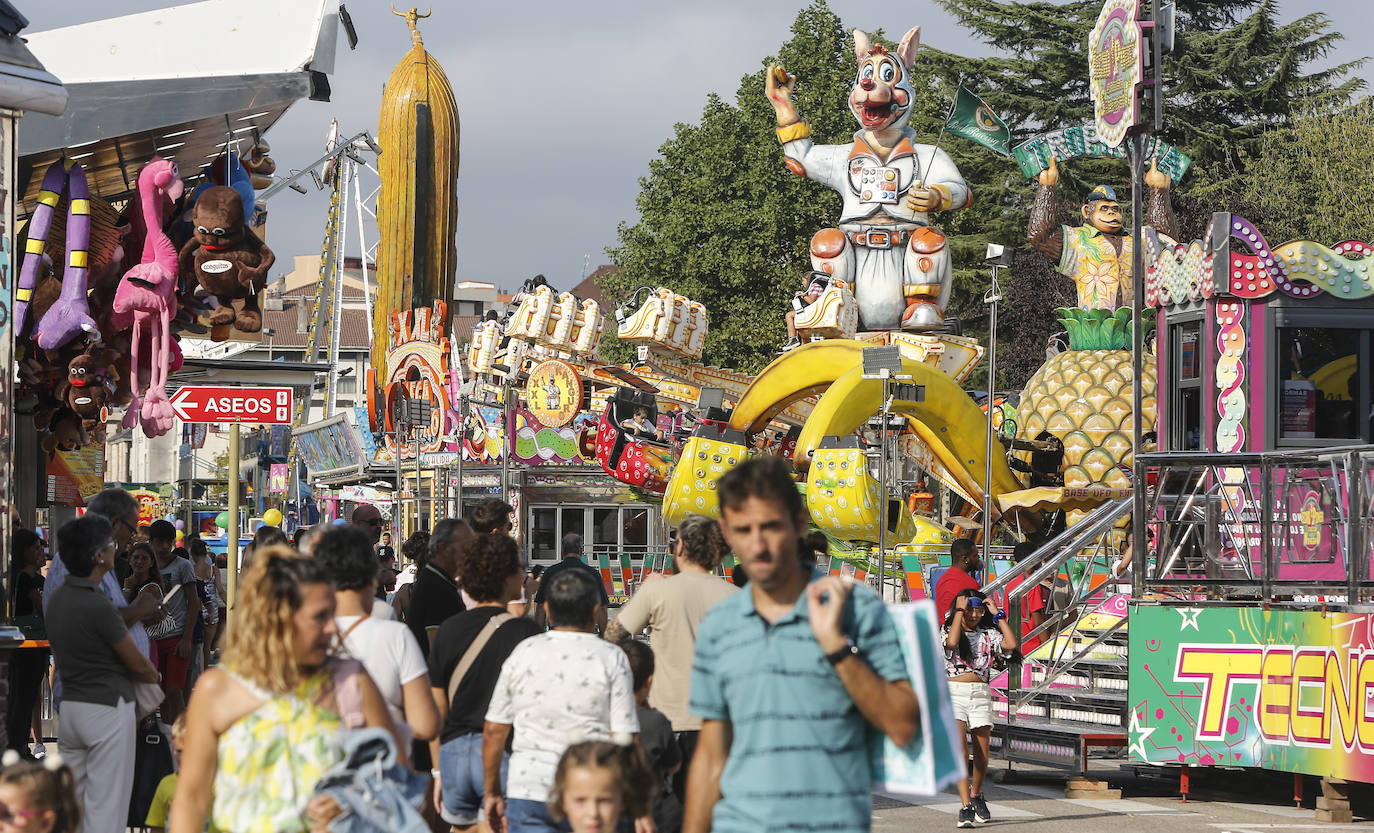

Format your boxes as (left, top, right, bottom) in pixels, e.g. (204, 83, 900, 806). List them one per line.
(316, 728, 429, 833)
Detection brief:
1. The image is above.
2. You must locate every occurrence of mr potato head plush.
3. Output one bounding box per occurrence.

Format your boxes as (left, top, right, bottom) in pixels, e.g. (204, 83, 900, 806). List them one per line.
(178, 185, 275, 334)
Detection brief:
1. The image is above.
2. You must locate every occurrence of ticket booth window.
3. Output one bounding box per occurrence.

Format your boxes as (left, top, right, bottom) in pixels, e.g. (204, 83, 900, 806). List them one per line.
(1277, 327, 1364, 442)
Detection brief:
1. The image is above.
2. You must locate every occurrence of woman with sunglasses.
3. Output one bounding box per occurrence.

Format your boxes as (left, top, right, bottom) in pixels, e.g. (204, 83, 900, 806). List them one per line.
(943, 589, 1018, 829)
(45, 514, 160, 833)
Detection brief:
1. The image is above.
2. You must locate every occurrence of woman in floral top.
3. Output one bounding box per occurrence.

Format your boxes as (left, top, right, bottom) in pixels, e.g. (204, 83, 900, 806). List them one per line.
(943, 589, 1018, 829)
(169, 548, 400, 833)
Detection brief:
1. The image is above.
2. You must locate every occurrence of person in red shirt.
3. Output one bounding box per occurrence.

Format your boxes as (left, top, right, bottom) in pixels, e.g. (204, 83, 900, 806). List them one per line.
(1004, 541, 1048, 653)
(936, 538, 982, 620)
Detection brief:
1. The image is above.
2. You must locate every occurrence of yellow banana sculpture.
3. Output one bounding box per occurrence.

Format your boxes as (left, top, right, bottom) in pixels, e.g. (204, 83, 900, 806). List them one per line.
(728, 339, 869, 433)
(795, 360, 1024, 506)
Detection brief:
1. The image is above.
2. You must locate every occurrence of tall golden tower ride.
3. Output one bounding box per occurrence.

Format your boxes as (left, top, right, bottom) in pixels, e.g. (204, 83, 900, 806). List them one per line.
(373, 7, 460, 374)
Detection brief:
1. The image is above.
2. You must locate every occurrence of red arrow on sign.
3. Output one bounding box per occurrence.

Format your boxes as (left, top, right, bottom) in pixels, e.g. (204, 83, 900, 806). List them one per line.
(169, 386, 294, 425)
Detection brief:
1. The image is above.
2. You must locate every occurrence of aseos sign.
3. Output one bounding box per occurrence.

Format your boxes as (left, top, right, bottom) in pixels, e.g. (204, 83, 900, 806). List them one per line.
(169, 386, 293, 424)
(1089, 0, 1144, 148)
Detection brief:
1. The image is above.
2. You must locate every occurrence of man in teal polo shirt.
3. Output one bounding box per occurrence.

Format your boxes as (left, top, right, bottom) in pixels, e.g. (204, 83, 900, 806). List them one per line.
(684, 456, 920, 833)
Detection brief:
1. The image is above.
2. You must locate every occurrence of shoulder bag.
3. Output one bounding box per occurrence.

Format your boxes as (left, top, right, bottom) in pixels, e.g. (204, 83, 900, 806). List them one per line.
(446, 613, 513, 705)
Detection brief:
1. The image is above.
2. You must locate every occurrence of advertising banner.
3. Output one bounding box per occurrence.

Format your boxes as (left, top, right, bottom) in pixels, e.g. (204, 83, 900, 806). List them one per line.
(1129, 605, 1374, 779)
(461, 406, 599, 466)
(45, 444, 106, 507)
(269, 463, 290, 493)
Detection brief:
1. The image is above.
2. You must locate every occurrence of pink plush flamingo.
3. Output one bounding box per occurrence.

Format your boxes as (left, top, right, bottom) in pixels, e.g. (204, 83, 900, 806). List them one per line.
(113, 157, 183, 437)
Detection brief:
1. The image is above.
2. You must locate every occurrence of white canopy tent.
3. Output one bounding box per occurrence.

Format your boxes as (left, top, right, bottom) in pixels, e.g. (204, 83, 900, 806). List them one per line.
(19, 0, 348, 209)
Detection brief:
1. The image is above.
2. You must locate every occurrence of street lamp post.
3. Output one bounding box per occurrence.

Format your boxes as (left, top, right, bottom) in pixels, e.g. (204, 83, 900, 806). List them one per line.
(861, 346, 911, 602)
(982, 244, 1014, 567)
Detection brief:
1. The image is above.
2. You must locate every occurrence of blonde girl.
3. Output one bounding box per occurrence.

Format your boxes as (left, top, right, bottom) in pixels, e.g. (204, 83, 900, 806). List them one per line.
(547, 740, 654, 833)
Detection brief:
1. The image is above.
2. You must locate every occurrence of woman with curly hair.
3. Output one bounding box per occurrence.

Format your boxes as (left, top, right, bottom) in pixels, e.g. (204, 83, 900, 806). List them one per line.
(427, 533, 540, 832)
(169, 547, 400, 833)
(602, 514, 737, 794)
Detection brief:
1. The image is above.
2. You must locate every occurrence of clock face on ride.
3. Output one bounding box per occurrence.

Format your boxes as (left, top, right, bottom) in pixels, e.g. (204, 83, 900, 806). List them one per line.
(525, 359, 583, 428)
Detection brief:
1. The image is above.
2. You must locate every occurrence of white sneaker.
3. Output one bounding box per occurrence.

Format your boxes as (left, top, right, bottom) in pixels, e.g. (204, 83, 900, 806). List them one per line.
(31, 743, 45, 759)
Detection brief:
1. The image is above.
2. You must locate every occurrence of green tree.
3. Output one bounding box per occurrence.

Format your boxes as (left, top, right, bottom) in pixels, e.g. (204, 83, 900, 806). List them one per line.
(1240, 97, 1374, 244)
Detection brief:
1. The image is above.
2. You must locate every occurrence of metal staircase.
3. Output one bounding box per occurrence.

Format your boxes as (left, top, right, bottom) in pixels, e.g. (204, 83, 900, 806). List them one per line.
(982, 497, 1133, 772)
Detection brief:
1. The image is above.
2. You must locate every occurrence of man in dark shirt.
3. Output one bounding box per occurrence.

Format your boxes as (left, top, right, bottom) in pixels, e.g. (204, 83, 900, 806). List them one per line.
(407, 518, 473, 653)
(533, 533, 607, 632)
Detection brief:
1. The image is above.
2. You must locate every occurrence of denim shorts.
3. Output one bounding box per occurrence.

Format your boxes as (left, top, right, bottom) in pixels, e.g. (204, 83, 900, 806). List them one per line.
(439, 732, 508, 826)
(504, 798, 566, 833)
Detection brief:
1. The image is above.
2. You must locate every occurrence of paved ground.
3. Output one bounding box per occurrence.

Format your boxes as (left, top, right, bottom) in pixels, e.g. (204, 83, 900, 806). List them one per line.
(872, 763, 1374, 833)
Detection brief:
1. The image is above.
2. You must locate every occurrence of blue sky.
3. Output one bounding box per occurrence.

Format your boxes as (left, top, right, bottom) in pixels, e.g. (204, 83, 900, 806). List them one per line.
(24, 1, 1372, 298)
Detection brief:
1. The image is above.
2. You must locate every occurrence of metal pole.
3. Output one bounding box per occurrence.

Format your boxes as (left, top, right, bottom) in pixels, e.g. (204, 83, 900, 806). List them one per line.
(983, 266, 1001, 568)
(454, 395, 467, 520)
(227, 424, 241, 609)
(1130, 133, 1147, 598)
(415, 432, 423, 531)
(501, 382, 512, 508)
(878, 371, 889, 601)
(395, 427, 404, 537)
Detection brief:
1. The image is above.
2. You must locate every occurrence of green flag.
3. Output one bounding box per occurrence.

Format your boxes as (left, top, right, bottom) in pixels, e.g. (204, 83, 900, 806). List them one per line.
(943, 85, 1012, 157)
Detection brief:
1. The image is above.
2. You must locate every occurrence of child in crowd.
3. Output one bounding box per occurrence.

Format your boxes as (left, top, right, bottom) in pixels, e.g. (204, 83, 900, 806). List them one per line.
(943, 589, 1019, 829)
(145, 715, 186, 833)
(0, 750, 82, 833)
(620, 641, 681, 833)
(547, 741, 654, 833)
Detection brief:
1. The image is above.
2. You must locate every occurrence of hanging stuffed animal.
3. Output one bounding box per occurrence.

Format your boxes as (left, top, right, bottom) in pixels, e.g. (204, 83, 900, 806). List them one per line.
(56, 344, 117, 444)
(35, 162, 100, 352)
(178, 185, 275, 336)
(15, 159, 83, 336)
(243, 138, 277, 190)
(113, 157, 184, 438)
(191, 152, 255, 226)
(41, 409, 86, 453)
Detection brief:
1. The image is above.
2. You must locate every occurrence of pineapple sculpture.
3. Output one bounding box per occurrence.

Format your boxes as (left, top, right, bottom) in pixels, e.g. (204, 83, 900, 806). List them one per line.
(1016, 308, 1155, 494)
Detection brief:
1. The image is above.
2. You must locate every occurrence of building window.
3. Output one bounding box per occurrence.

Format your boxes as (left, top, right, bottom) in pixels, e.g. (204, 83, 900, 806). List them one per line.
(337, 375, 358, 395)
(526, 504, 658, 564)
(1277, 327, 1364, 441)
(456, 300, 484, 317)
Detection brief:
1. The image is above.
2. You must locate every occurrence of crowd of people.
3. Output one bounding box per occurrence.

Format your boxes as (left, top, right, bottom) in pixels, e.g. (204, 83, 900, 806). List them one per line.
(1, 456, 1031, 833)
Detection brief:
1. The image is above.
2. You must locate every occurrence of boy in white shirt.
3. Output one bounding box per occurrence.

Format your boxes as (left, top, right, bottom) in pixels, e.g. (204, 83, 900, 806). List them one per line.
(483, 569, 639, 833)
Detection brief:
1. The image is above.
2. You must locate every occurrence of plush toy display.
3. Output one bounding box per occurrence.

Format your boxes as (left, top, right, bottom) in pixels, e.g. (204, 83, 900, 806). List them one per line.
(178, 185, 275, 336)
(113, 157, 185, 437)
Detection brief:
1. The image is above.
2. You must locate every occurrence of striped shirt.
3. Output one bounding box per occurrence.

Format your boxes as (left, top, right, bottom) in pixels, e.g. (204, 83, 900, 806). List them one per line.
(689, 580, 907, 833)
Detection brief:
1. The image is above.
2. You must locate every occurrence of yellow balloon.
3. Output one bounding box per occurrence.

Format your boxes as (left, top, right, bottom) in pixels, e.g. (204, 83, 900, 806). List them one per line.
(262, 508, 283, 527)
